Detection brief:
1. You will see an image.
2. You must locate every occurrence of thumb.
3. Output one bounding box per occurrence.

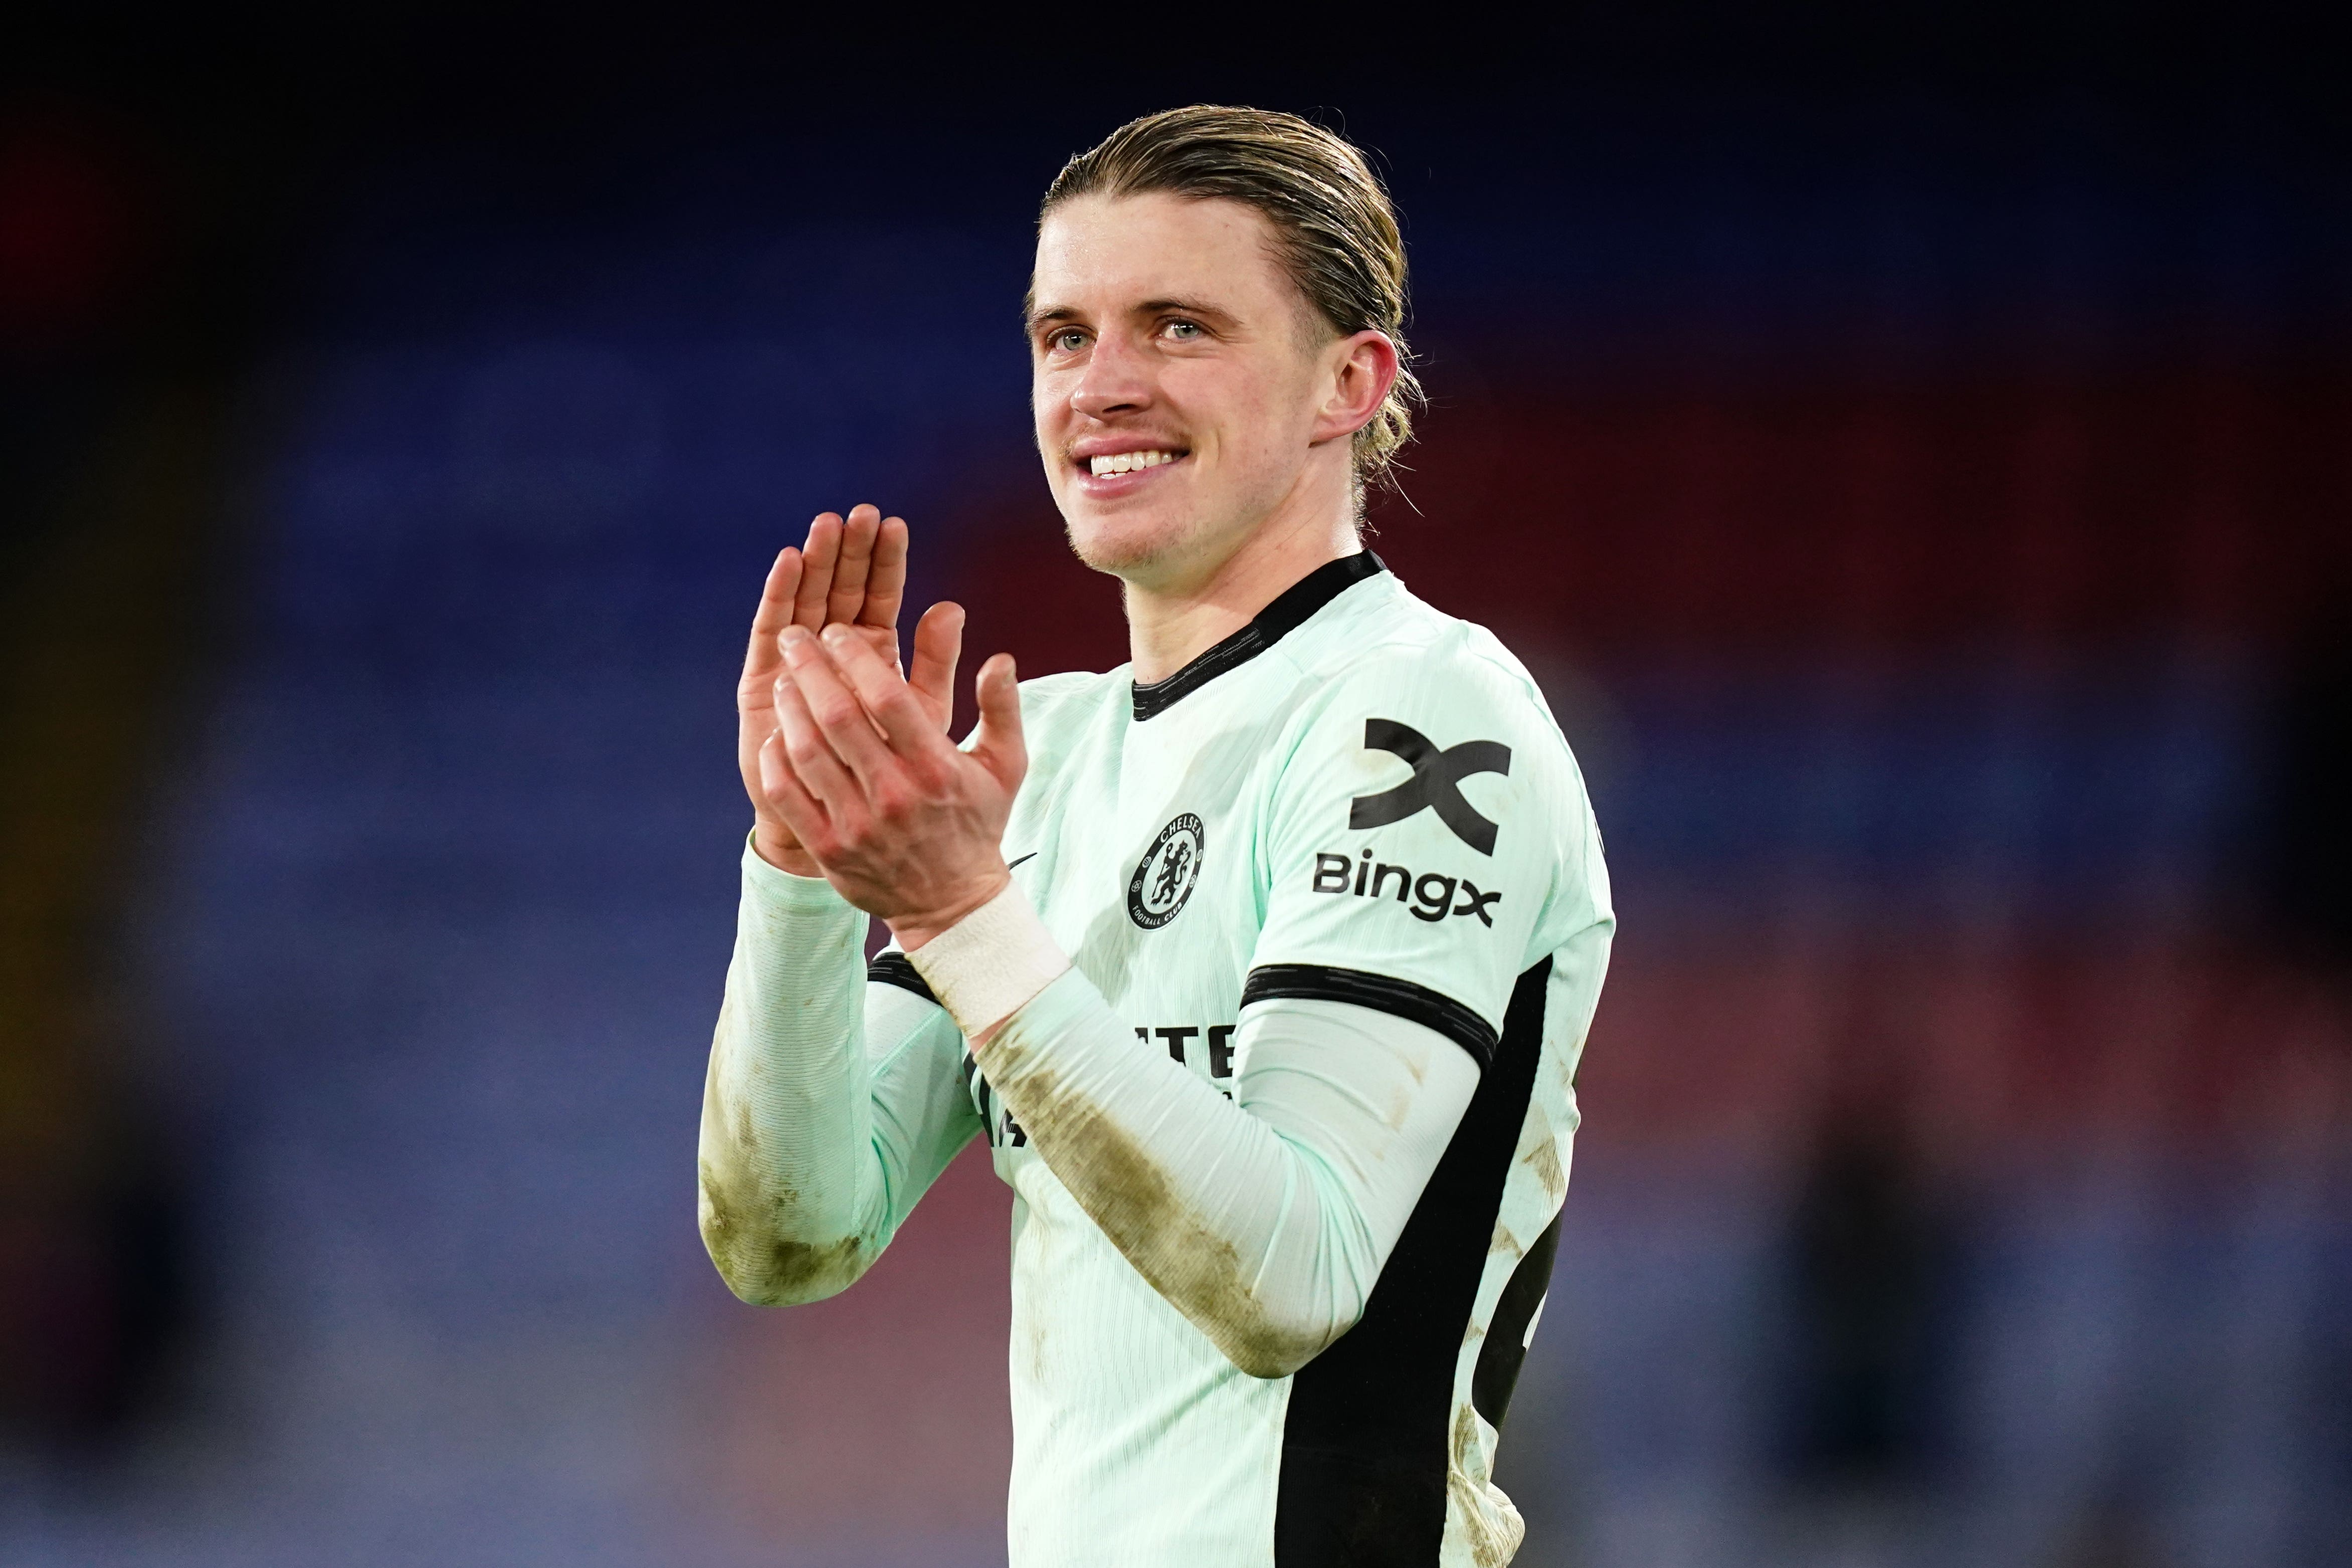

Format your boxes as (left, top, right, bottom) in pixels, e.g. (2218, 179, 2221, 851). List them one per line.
(969, 653, 1026, 792)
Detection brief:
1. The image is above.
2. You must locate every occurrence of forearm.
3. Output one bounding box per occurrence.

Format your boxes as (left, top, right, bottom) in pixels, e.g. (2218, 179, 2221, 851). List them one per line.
(911, 891, 1478, 1377)
(698, 845, 888, 1304)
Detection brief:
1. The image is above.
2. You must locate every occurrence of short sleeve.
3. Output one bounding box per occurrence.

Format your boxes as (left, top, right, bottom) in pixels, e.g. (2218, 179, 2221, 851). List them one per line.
(1246, 643, 1583, 1070)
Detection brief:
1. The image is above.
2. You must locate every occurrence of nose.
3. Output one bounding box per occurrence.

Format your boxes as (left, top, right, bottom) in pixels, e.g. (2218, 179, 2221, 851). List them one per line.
(1070, 330, 1153, 421)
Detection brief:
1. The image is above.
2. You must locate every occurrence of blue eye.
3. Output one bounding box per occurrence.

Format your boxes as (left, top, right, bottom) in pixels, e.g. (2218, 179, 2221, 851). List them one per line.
(1165, 320, 1202, 340)
(1051, 329, 1087, 352)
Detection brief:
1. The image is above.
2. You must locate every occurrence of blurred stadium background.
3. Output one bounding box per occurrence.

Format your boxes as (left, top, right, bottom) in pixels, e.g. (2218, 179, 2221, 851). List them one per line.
(4, 9, 2348, 1565)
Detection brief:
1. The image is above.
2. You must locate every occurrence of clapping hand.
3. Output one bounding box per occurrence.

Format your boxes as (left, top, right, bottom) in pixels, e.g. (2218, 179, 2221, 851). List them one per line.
(739, 505, 954, 873)
(736, 504, 1025, 949)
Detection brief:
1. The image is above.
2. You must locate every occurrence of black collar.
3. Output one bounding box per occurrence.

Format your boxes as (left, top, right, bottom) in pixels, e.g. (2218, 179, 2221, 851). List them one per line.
(1130, 551, 1387, 722)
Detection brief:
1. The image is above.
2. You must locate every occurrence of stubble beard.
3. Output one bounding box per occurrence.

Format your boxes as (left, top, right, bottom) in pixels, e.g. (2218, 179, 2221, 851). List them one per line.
(1058, 467, 1296, 594)
(1061, 497, 1217, 584)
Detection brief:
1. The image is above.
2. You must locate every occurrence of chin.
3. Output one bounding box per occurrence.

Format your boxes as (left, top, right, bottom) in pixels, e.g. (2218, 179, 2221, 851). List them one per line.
(1060, 502, 1194, 579)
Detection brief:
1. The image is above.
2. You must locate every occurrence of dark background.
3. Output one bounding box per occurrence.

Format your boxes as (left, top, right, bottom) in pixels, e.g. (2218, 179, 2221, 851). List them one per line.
(5, 6, 2348, 1564)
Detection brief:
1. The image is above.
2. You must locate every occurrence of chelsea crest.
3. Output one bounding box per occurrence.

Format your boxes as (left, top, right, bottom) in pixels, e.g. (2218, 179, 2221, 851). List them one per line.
(1127, 814, 1205, 929)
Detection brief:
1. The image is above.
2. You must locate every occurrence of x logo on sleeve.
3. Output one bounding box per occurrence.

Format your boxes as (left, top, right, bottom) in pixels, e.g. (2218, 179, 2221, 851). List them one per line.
(1347, 718, 1513, 854)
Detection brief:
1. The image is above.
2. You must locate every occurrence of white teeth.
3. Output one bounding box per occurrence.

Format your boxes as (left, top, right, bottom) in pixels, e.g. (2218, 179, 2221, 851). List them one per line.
(1088, 449, 1178, 476)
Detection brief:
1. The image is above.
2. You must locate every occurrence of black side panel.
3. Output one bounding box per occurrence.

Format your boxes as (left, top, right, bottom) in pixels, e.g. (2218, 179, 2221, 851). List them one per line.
(1274, 958, 1553, 1567)
(1471, 1212, 1562, 1430)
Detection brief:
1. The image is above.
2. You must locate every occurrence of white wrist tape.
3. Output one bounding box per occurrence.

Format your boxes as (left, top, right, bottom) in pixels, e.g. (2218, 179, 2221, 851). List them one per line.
(904, 882, 1071, 1039)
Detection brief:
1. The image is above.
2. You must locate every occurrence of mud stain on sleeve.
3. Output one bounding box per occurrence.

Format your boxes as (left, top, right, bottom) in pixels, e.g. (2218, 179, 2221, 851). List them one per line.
(698, 1158, 867, 1304)
(1024, 1312, 1050, 1384)
(1447, 1403, 1528, 1568)
(1520, 1132, 1565, 1202)
(977, 1045, 1330, 1380)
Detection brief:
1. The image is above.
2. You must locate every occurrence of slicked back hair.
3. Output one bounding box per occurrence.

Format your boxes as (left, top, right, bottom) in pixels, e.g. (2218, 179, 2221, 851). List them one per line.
(1041, 105, 1422, 494)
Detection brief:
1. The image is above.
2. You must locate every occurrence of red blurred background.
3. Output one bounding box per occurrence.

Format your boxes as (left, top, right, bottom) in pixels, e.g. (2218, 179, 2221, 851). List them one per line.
(4, 8, 2348, 1566)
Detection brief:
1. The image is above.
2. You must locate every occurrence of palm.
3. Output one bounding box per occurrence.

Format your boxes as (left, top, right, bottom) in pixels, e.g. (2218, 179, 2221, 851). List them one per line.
(738, 506, 957, 872)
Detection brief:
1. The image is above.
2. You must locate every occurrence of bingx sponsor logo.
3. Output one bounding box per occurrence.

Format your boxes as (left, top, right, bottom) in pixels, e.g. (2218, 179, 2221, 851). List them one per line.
(1348, 719, 1512, 855)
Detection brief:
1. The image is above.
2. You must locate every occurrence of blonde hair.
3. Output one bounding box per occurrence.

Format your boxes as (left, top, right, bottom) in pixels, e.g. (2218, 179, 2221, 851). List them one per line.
(1042, 105, 1422, 491)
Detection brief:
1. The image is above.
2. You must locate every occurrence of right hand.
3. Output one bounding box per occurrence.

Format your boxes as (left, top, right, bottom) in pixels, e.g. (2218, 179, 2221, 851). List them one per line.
(737, 504, 963, 875)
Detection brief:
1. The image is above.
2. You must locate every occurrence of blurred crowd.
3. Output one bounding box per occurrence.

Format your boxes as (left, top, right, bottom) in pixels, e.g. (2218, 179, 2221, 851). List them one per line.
(4, 11, 2348, 1566)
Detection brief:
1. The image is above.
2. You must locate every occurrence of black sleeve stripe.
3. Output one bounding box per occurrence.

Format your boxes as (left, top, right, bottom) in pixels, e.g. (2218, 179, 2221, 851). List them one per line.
(867, 951, 940, 1007)
(1240, 963, 1495, 1071)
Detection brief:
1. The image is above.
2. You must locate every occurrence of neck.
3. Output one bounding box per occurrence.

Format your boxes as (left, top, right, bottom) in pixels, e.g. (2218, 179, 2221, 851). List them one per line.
(1122, 489, 1360, 685)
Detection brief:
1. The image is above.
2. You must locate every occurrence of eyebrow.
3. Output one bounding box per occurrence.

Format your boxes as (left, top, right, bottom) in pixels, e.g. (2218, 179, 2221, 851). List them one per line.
(1135, 295, 1234, 324)
(1022, 295, 1243, 334)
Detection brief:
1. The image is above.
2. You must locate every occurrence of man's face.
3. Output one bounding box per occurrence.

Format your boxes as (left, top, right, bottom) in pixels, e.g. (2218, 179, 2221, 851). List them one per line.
(1029, 192, 1337, 584)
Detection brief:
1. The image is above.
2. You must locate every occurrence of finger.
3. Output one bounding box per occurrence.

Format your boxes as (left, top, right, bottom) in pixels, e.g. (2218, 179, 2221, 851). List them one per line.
(770, 650, 865, 812)
(827, 504, 881, 627)
(792, 513, 843, 631)
(755, 730, 832, 848)
(781, 626, 899, 789)
(860, 515, 909, 634)
(741, 547, 803, 685)
(908, 601, 963, 728)
(823, 623, 956, 762)
(969, 653, 1027, 792)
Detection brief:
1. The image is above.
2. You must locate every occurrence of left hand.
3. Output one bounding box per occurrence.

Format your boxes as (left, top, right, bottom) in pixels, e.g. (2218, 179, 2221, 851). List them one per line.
(761, 618, 1028, 950)
(739, 505, 958, 876)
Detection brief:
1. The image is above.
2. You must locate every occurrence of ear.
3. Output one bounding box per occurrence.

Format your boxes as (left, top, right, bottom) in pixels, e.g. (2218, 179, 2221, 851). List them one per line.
(1310, 329, 1401, 447)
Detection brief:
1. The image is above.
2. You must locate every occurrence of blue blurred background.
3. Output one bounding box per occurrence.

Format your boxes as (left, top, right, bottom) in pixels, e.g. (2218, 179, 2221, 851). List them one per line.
(4, 9, 2349, 1565)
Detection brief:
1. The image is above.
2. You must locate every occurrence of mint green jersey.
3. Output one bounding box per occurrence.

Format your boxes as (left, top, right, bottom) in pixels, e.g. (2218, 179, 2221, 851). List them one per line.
(869, 553, 1614, 1566)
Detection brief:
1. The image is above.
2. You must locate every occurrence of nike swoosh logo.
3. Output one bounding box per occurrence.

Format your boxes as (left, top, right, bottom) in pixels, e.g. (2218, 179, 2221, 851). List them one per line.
(1008, 852, 1038, 870)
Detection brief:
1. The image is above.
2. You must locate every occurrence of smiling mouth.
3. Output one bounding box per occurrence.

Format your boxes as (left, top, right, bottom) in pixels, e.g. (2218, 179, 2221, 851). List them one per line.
(1086, 448, 1187, 477)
